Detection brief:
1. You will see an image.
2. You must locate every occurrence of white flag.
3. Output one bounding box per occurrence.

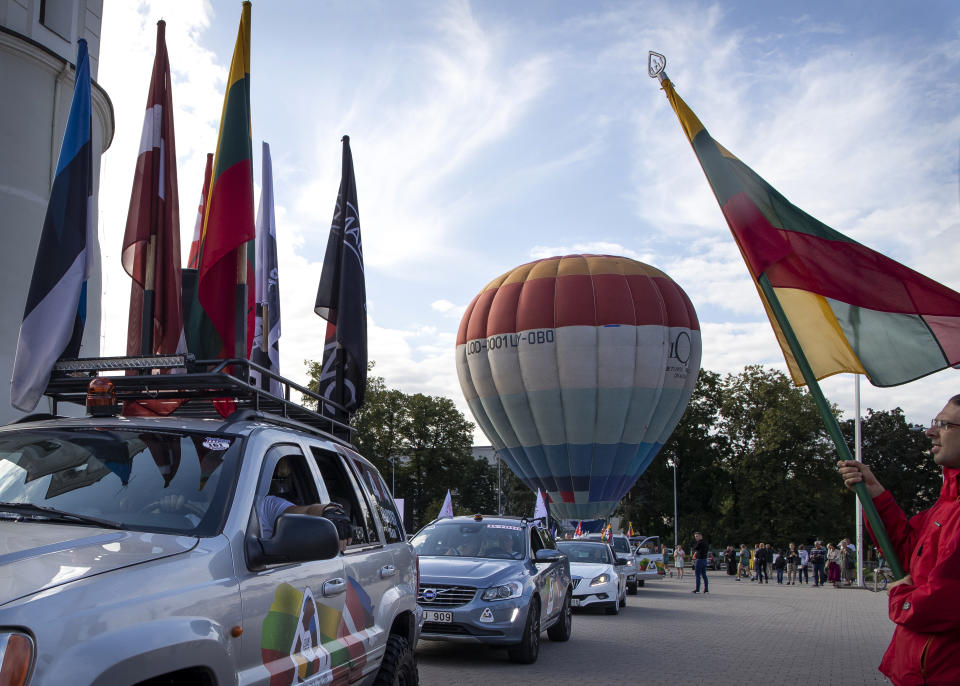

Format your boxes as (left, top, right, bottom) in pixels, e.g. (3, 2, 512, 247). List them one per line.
(534, 489, 548, 521)
(438, 490, 453, 519)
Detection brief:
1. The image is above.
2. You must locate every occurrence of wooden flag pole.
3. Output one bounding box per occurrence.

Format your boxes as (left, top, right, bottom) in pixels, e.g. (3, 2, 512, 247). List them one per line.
(757, 274, 904, 579)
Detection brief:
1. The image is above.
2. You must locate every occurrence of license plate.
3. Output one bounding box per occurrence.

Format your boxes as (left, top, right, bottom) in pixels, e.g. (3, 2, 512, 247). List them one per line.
(571, 598, 581, 607)
(426, 610, 453, 622)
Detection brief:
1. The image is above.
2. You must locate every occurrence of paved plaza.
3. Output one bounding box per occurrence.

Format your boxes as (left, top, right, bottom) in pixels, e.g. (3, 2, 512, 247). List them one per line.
(417, 570, 894, 685)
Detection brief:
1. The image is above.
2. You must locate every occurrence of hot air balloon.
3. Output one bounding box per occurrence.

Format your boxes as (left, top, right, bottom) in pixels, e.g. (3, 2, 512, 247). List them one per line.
(456, 254, 701, 521)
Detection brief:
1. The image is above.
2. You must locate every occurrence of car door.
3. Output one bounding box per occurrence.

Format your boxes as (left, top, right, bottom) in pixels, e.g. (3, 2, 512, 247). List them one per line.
(530, 527, 565, 623)
(309, 444, 389, 683)
(237, 444, 347, 686)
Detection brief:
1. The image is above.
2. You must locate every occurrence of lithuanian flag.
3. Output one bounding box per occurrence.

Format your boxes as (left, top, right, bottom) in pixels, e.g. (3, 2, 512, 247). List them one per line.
(195, 1, 255, 359)
(661, 77, 960, 388)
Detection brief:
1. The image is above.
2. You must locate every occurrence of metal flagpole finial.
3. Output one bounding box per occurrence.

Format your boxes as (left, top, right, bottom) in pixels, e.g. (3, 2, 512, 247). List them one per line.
(648, 51, 667, 82)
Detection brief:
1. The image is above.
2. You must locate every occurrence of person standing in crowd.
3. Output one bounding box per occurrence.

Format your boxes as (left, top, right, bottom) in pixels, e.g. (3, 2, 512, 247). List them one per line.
(673, 544, 685, 580)
(773, 547, 787, 584)
(754, 542, 768, 583)
(826, 542, 842, 588)
(797, 544, 810, 584)
(837, 395, 960, 685)
(841, 538, 857, 586)
(691, 531, 709, 594)
(809, 540, 827, 587)
(724, 545, 737, 576)
(738, 543, 750, 580)
(785, 543, 799, 585)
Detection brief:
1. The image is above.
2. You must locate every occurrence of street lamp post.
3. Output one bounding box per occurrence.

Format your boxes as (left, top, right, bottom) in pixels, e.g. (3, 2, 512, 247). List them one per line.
(670, 458, 678, 548)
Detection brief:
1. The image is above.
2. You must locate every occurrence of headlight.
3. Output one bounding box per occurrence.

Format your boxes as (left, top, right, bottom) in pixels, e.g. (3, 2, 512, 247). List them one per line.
(625, 559, 634, 567)
(590, 573, 610, 586)
(481, 581, 523, 601)
(0, 632, 35, 686)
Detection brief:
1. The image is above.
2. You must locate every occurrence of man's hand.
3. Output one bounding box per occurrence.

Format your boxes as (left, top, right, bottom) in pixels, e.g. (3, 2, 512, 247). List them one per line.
(888, 574, 912, 592)
(836, 460, 885, 498)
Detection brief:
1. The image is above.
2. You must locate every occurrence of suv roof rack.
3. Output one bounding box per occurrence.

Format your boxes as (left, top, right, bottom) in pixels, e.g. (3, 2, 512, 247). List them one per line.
(43, 354, 355, 442)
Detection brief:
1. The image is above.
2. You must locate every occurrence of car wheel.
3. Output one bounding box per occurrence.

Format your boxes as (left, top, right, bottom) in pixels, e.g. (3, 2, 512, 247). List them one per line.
(638, 579, 645, 587)
(627, 581, 638, 595)
(604, 598, 620, 615)
(372, 634, 419, 686)
(508, 598, 541, 664)
(619, 592, 626, 608)
(547, 591, 572, 642)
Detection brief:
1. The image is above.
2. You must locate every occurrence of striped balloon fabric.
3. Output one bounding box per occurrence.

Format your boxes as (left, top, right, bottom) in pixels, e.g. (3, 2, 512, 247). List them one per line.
(456, 255, 701, 521)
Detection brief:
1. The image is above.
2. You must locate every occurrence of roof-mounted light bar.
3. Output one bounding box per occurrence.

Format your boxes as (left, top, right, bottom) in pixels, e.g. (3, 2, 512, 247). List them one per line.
(53, 354, 194, 373)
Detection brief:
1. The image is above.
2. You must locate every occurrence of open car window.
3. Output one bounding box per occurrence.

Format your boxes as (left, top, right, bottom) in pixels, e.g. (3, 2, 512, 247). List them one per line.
(310, 446, 378, 546)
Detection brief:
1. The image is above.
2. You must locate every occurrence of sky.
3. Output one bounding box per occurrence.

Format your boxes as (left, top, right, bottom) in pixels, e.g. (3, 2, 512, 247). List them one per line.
(95, 0, 960, 444)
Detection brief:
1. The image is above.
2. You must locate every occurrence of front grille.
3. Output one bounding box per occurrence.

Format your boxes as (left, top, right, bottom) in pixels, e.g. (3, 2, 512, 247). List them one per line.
(418, 584, 477, 608)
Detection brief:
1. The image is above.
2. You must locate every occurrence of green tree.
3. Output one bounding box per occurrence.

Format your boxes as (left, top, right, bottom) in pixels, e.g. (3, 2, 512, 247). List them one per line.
(840, 408, 941, 516)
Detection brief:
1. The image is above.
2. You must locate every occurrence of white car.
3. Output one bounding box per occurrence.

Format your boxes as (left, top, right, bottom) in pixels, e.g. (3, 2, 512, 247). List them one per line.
(557, 540, 627, 615)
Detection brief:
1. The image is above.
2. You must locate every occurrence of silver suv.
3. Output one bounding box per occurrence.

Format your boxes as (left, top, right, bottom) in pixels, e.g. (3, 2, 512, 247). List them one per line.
(0, 356, 421, 686)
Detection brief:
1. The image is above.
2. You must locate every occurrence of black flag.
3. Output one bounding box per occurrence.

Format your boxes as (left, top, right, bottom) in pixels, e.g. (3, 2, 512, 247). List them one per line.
(315, 136, 367, 412)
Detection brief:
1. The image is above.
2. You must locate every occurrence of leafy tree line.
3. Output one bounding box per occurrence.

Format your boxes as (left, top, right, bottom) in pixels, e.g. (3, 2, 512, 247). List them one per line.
(306, 361, 941, 545)
(621, 366, 940, 554)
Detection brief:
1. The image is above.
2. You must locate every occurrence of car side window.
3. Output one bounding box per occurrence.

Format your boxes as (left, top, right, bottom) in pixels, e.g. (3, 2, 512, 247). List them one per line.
(530, 528, 544, 555)
(309, 446, 377, 546)
(539, 528, 558, 550)
(345, 454, 404, 544)
(252, 445, 319, 539)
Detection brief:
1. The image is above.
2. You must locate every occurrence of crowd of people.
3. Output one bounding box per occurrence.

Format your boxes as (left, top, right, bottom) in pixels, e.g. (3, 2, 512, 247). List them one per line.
(723, 539, 859, 587)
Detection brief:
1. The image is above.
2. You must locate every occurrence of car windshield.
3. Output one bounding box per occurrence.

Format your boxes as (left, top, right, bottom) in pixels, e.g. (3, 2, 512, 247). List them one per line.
(0, 427, 241, 536)
(557, 541, 612, 564)
(610, 537, 631, 554)
(411, 521, 525, 560)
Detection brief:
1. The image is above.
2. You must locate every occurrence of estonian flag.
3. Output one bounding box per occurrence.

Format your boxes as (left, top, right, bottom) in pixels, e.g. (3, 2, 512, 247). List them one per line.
(11, 39, 93, 412)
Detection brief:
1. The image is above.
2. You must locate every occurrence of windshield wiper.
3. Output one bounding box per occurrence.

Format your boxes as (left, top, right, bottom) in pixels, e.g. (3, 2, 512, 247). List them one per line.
(0, 502, 124, 530)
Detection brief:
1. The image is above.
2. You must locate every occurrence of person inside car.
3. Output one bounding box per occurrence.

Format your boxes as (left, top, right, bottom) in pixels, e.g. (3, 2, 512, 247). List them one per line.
(257, 458, 352, 550)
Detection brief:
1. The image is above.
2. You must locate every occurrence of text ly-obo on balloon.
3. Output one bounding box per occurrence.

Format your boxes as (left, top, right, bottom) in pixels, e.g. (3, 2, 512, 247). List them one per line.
(455, 255, 701, 521)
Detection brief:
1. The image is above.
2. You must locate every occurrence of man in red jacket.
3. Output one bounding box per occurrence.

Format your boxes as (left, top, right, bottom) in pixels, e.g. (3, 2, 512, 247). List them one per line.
(838, 396, 960, 686)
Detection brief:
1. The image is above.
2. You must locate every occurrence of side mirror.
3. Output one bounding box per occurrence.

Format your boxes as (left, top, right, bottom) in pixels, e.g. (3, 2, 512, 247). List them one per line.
(247, 514, 341, 569)
(534, 548, 563, 562)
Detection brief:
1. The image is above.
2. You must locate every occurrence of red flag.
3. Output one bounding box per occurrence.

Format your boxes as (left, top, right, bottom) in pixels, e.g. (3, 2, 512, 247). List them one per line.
(196, 2, 255, 360)
(121, 20, 184, 357)
(574, 521, 582, 537)
(186, 153, 212, 270)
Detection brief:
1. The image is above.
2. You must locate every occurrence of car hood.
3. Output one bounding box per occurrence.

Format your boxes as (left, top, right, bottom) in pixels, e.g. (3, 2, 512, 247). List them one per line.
(0, 521, 198, 606)
(418, 555, 523, 588)
(569, 562, 615, 579)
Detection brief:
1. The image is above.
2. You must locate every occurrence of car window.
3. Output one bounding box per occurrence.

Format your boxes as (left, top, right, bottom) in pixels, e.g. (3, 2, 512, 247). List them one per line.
(557, 542, 611, 564)
(0, 427, 241, 536)
(345, 453, 405, 543)
(412, 521, 524, 559)
(611, 537, 631, 554)
(309, 446, 378, 546)
(530, 527, 544, 554)
(253, 445, 320, 538)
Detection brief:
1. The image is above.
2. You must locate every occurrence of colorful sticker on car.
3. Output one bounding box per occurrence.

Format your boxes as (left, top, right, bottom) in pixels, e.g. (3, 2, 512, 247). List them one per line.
(261, 579, 376, 686)
(479, 607, 494, 623)
(486, 524, 521, 530)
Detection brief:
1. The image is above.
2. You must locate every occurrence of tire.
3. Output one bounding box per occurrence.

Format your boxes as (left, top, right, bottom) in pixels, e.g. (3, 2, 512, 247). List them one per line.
(638, 579, 645, 587)
(604, 592, 620, 615)
(547, 591, 572, 642)
(619, 593, 626, 608)
(508, 599, 541, 664)
(373, 634, 419, 686)
(627, 581, 638, 595)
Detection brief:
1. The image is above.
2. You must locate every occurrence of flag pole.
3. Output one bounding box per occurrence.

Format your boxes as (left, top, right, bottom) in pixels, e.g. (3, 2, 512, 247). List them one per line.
(140, 234, 157, 355)
(648, 52, 903, 579)
(757, 273, 904, 578)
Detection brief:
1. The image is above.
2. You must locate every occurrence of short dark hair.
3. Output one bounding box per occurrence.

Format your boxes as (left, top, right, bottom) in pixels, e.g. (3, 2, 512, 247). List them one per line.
(694, 531, 702, 535)
(949, 395, 960, 407)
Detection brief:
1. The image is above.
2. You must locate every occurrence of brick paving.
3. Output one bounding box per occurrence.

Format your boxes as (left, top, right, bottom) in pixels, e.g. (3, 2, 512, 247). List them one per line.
(416, 570, 893, 685)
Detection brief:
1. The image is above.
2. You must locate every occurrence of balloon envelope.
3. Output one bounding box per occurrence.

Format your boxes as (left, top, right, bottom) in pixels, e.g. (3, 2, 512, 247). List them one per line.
(456, 255, 701, 521)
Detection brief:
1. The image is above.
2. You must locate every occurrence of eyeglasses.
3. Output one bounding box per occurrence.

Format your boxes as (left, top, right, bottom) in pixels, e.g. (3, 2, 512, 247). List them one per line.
(929, 418, 960, 431)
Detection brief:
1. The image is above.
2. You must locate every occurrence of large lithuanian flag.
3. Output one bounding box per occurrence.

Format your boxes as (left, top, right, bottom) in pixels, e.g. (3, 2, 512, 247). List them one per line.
(660, 76, 960, 388)
(194, 1, 255, 359)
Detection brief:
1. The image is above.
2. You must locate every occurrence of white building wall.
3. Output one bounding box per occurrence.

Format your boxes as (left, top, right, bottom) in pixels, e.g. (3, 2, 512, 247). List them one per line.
(0, 0, 113, 424)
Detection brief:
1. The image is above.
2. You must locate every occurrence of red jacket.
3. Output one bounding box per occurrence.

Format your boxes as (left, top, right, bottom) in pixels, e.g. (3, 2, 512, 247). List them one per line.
(869, 466, 960, 685)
